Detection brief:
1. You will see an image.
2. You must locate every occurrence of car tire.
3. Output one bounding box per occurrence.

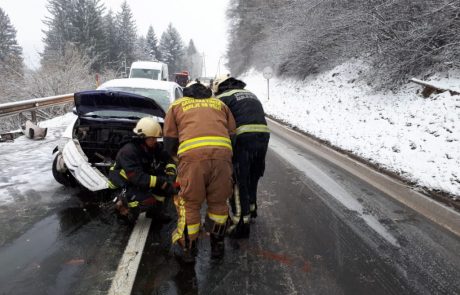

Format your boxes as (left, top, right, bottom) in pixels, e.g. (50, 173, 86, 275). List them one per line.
(52, 153, 76, 187)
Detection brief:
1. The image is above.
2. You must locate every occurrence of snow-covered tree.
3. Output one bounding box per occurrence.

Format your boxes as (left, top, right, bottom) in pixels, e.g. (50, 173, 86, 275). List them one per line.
(134, 35, 150, 61)
(0, 7, 24, 103)
(159, 23, 185, 75)
(146, 25, 160, 61)
(226, 0, 460, 89)
(184, 39, 202, 79)
(115, 1, 137, 71)
(42, 0, 75, 63)
(42, 0, 106, 71)
(27, 44, 94, 98)
(102, 10, 120, 71)
(71, 0, 106, 71)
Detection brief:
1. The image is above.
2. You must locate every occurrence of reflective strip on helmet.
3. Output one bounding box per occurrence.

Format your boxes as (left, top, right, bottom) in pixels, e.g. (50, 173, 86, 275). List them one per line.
(178, 136, 232, 154)
(187, 223, 200, 236)
(149, 175, 157, 188)
(208, 212, 228, 225)
(128, 201, 139, 208)
(216, 89, 251, 99)
(236, 124, 270, 135)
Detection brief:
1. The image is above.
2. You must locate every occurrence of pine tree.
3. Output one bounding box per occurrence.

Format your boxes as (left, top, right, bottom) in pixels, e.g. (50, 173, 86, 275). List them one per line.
(159, 23, 185, 75)
(71, 0, 106, 71)
(146, 25, 160, 61)
(0, 7, 23, 102)
(42, 0, 74, 63)
(134, 36, 149, 60)
(102, 10, 119, 71)
(115, 0, 137, 73)
(184, 39, 201, 79)
(0, 8, 22, 71)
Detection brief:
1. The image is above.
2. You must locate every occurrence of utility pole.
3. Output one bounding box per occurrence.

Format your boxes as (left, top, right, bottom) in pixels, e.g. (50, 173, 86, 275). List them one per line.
(216, 56, 222, 78)
(202, 52, 206, 77)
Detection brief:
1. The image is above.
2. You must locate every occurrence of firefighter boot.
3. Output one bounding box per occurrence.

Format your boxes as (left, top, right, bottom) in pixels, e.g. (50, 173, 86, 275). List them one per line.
(176, 239, 198, 264)
(210, 233, 225, 259)
(205, 216, 228, 259)
(250, 203, 258, 220)
(229, 218, 250, 239)
(174, 231, 198, 264)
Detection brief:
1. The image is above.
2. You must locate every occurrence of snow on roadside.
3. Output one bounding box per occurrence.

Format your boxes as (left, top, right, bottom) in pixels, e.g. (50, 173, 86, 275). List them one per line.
(242, 60, 460, 198)
(0, 113, 77, 205)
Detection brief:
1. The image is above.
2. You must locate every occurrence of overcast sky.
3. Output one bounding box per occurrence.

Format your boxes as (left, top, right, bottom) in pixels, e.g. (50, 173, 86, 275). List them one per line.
(0, 0, 230, 76)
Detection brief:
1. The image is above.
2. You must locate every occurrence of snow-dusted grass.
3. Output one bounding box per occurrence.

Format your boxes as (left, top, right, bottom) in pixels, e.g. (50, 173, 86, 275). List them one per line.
(242, 60, 460, 198)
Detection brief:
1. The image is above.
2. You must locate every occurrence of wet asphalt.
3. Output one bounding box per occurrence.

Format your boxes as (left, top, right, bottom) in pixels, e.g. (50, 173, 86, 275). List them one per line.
(131, 141, 460, 294)
(0, 191, 131, 295)
(0, 123, 459, 295)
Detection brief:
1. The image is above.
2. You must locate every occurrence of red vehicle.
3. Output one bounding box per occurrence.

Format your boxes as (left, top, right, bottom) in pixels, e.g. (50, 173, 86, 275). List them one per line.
(174, 71, 190, 87)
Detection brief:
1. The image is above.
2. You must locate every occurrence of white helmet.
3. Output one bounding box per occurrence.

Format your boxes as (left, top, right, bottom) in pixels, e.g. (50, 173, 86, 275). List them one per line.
(212, 74, 231, 93)
(133, 117, 162, 138)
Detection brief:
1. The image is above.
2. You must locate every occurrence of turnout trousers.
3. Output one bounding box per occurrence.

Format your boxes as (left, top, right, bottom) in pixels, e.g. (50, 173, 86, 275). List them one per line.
(231, 133, 270, 225)
(172, 148, 233, 246)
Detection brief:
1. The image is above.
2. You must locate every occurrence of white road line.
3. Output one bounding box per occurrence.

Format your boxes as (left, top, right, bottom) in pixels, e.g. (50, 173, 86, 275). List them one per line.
(108, 213, 152, 295)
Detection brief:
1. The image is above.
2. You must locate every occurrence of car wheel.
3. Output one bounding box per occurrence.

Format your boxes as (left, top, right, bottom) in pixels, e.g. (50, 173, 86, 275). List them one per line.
(52, 153, 76, 187)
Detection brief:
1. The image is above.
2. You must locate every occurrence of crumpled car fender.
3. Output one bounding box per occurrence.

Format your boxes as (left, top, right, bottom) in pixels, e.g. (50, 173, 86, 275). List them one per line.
(62, 139, 109, 191)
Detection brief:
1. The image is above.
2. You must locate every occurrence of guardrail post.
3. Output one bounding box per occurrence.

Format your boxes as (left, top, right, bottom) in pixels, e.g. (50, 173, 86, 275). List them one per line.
(31, 110, 37, 124)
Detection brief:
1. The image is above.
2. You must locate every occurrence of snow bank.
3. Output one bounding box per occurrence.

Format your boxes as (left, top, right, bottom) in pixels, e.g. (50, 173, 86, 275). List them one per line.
(242, 60, 460, 198)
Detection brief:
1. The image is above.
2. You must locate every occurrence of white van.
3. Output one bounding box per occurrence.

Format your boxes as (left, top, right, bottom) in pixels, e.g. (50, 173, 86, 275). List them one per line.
(129, 61, 169, 81)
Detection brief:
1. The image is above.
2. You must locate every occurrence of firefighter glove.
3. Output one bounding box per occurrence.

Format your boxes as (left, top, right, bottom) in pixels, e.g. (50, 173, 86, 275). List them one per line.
(165, 163, 177, 177)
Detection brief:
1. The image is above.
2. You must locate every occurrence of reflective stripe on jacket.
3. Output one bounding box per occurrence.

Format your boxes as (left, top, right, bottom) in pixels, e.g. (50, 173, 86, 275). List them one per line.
(216, 89, 268, 134)
(236, 124, 270, 136)
(177, 136, 232, 155)
(163, 96, 236, 157)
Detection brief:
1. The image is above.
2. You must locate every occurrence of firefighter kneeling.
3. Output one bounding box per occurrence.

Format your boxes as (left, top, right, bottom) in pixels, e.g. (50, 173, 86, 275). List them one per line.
(164, 80, 236, 263)
(108, 117, 176, 223)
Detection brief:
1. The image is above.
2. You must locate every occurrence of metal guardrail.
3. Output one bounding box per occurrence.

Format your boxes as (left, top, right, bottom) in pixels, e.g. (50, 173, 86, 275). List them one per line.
(410, 78, 460, 98)
(0, 93, 74, 121)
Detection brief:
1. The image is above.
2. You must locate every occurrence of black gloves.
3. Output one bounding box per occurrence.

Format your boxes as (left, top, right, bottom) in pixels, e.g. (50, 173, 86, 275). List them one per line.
(155, 175, 179, 196)
(155, 175, 170, 189)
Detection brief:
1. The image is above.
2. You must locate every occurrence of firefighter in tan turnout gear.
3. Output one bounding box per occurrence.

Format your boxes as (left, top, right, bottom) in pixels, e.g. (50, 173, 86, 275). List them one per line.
(163, 80, 236, 262)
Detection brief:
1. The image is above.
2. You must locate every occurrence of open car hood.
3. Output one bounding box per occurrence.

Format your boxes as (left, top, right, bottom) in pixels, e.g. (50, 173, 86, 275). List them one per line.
(74, 90, 166, 118)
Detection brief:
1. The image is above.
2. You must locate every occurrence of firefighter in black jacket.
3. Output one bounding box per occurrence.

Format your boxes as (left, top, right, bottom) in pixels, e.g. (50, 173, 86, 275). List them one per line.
(213, 75, 270, 238)
(109, 117, 176, 222)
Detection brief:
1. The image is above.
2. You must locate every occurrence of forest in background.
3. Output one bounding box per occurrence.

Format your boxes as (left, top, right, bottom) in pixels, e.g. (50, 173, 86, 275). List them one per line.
(0, 0, 201, 104)
(226, 0, 460, 89)
(2, 0, 459, 106)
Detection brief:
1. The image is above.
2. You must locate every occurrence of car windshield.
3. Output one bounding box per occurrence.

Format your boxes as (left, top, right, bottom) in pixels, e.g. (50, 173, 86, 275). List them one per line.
(130, 69, 161, 80)
(105, 87, 171, 110)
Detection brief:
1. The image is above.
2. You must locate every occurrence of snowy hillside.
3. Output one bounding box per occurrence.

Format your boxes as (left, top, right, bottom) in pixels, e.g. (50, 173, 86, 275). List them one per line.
(242, 60, 460, 199)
